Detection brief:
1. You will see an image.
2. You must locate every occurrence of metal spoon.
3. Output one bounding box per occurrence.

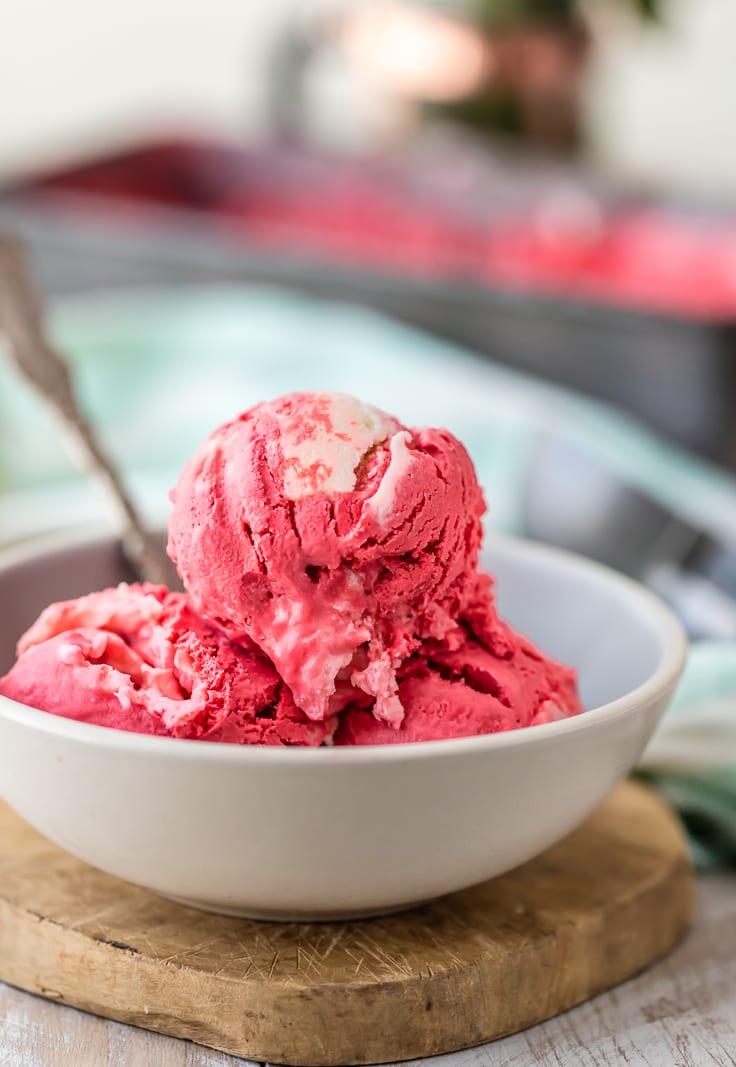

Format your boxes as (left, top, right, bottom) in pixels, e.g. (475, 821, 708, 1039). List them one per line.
(0, 234, 176, 586)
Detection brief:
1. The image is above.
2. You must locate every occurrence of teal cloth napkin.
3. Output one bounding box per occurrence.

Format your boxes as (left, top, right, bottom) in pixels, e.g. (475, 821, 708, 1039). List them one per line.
(1, 285, 734, 866)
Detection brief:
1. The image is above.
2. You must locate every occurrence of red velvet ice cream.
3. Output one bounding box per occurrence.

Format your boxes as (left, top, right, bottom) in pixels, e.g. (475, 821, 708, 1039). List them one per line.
(0, 391, 585, 744)
(336, 617, 581, 745)
(0, 584, 332, 745)
(167, 392, 493, 726)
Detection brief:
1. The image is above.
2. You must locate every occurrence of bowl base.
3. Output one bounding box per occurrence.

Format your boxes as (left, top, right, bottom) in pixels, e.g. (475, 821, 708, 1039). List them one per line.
(157, 890, 435, 922)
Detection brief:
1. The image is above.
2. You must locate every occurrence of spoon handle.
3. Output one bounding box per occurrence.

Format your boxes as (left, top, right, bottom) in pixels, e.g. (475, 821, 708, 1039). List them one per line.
(0, 236, 176, 587)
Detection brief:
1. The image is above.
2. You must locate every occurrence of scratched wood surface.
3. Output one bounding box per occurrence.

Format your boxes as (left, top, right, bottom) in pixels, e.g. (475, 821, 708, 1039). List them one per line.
(0, 783, 695, 1066)
(0, 874, 733, 1067)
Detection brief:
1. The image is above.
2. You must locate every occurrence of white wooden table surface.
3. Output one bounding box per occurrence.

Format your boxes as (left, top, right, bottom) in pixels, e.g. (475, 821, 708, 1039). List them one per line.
(1, 873, 734, 1067)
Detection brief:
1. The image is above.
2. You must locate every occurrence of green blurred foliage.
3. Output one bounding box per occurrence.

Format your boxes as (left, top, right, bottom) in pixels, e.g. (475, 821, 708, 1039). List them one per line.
(632, 0, 661, 18)
(475, 0, 662, 23)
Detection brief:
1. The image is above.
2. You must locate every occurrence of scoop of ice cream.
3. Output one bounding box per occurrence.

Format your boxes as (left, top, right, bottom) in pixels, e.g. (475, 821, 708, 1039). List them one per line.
(0, 584, 333, 746)
(167, 392, 489, 725)
(335, 626, 583, 745)
(2, 389, 586, 748)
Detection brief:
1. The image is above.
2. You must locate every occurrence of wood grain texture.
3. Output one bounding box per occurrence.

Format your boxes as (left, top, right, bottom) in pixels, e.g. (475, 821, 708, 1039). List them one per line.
(0, 782, 695, 1066)
(0, 874, 733, 1066)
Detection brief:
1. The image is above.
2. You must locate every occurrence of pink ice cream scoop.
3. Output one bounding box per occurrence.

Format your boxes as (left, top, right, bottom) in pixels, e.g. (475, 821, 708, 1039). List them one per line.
(167, 392, 491, 726)
(335, 624, 583, 745)
(0, 584, 333, 746)
(1, 391, 586, 748)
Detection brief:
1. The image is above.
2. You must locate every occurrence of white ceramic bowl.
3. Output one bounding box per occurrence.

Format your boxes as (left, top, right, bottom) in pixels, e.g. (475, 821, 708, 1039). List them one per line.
(0, 531, 687, 920)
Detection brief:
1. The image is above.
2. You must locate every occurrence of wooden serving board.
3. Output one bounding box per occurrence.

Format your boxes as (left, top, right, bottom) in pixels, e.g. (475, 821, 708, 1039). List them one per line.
(0, 782, 694, 1066)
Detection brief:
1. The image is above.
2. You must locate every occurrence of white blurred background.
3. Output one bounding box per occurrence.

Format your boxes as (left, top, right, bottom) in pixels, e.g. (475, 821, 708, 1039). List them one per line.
(2, 0, 736, 199)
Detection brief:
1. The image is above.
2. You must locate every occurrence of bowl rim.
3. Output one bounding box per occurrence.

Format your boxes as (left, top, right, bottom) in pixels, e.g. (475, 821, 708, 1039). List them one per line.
(0, 528, 688, 765)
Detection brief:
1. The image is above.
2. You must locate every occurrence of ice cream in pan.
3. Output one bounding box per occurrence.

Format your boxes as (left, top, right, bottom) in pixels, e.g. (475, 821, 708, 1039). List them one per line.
(0, 392, 583, 743)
